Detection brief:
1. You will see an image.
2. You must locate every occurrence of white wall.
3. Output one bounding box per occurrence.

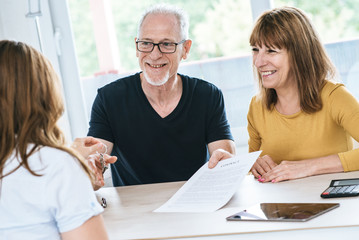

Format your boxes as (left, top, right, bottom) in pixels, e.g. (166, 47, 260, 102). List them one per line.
(0, 0, 89, 141)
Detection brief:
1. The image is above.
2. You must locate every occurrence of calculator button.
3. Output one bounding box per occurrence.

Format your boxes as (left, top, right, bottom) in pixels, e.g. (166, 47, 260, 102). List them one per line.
(331, 187, 341, 193)
(345, 186, 356, 193)
(337, 186, 348, 194)
(351, 185, 359, 193)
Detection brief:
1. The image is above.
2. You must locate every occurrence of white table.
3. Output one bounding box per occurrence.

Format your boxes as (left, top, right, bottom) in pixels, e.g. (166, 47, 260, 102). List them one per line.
(96, 171, 359, 240)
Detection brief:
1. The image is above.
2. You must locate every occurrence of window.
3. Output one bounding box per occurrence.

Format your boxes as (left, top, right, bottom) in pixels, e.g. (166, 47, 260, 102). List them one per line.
(68, 0, 359, 151)
(69, 0, 253, 77)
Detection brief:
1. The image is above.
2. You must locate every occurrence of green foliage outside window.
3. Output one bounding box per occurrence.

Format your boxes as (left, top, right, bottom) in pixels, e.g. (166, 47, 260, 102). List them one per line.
(69, 0, 359, 77)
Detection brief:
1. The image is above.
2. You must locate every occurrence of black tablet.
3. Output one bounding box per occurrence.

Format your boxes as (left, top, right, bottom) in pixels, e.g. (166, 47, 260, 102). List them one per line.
(226, 203, 339, 222)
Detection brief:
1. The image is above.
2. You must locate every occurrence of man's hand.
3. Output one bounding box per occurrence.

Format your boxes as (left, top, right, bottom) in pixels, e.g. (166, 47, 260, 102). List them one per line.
(208, 149, 234, 169)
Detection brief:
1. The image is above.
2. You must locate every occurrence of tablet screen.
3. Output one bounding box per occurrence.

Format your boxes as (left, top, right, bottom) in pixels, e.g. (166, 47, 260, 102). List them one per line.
(226, 203, 339, 222)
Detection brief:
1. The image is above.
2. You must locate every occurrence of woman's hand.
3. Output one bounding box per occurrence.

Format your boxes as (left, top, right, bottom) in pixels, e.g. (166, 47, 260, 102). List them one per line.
(71, 137, 105, 159)
(259, 160, 313, 183)
(87, 153, 117, 190)
(71, 137, 117, 190)
(251, 155, 278, 180)
(258, 155, 344, 183)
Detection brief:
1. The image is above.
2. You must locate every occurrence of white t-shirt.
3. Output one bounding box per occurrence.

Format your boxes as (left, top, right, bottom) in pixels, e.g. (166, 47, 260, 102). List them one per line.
(0, 146, 104, 240)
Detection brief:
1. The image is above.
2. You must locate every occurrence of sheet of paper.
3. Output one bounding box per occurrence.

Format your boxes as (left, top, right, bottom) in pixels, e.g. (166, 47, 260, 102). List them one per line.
(154, 151, 261, 213)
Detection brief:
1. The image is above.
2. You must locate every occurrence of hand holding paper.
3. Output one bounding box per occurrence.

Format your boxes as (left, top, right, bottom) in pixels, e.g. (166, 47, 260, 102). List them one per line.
(154, 151, 261, 212)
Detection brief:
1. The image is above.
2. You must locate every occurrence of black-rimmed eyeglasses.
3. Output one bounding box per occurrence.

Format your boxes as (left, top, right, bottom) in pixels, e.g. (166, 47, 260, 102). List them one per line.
(136, 39, 186, 53)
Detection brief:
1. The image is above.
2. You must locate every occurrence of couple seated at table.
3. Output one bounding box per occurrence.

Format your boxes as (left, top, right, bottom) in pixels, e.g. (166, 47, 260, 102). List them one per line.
(85, 5, 359, 188)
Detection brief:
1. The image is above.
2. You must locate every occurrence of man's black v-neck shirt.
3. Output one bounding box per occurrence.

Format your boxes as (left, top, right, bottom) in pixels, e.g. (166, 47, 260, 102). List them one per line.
(88, 72, 233, 186)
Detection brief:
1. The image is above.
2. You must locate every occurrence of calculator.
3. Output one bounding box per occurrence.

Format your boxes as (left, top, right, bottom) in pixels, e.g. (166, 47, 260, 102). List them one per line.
(321, 178, 359, 198)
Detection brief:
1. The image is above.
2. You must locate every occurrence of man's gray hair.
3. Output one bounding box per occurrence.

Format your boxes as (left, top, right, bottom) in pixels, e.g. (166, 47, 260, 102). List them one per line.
(137, 4, 189, 40)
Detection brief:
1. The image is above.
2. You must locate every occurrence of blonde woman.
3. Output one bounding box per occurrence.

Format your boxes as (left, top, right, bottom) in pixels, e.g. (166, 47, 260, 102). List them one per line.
(0, 40, 108, 239)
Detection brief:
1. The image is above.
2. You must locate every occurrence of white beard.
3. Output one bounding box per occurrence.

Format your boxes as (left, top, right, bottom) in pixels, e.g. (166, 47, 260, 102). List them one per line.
(143, 70, 169, 86)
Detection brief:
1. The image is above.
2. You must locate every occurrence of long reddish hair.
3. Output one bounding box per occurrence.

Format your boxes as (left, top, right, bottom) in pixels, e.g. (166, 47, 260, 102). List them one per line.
(250, 7, 337, 113)
(0, 40, 91, 181)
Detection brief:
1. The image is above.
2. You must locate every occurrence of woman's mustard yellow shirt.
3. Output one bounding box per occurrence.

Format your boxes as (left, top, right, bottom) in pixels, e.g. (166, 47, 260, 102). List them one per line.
(247, 81, 359, 171)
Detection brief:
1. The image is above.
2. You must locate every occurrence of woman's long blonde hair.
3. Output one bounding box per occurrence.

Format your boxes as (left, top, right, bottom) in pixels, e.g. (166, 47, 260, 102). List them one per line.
(249, 7, 337, 113)
(0, 40, 91, 180)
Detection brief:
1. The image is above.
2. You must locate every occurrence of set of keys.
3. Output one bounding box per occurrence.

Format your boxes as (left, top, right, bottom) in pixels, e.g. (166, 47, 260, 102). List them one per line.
(97, 144, 108, 208)
(97, 144, 108, 175)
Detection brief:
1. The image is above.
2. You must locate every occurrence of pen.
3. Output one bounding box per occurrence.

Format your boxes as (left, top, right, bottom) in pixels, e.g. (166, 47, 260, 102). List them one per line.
(101, 197, 107, 208)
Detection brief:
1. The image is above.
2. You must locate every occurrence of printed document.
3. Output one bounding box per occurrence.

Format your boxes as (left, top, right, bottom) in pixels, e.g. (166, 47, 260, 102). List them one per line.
(154, 151, 261, 212)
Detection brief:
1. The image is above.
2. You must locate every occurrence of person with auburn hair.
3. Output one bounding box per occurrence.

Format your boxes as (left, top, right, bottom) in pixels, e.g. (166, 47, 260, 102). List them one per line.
(0, 40, 109, 239)
(247, 6, 359, 182)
